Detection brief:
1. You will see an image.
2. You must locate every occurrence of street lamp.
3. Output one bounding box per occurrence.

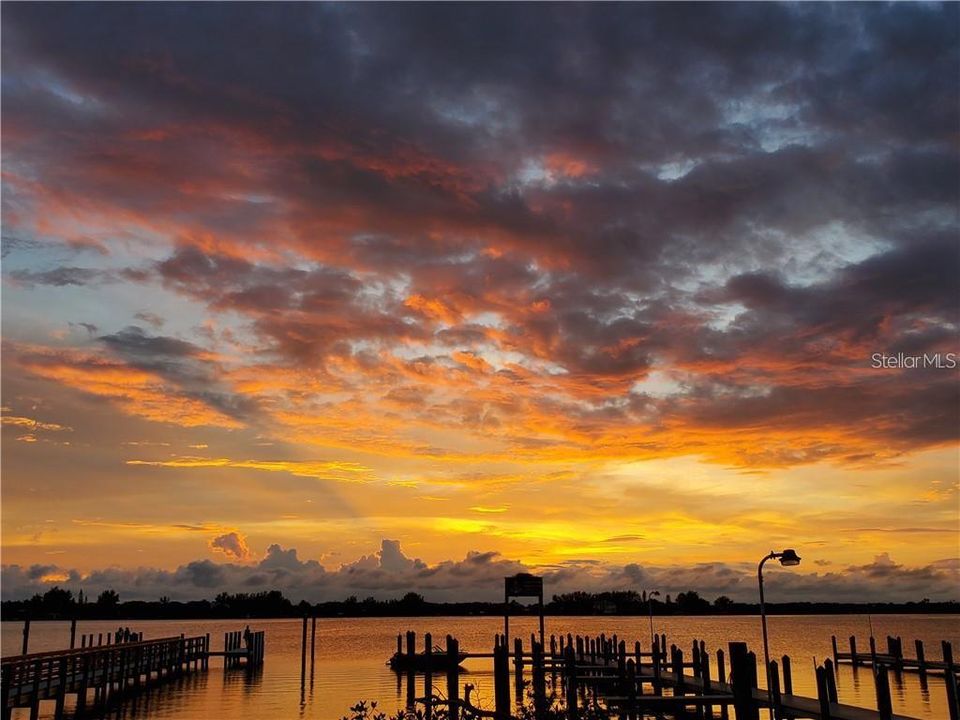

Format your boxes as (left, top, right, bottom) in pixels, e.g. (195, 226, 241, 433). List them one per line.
(758, 549, 801, 719)
(645, 590, 660, 645)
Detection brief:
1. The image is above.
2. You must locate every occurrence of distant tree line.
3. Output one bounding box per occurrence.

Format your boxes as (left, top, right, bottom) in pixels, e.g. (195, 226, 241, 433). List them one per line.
(2, 586, 957, 621)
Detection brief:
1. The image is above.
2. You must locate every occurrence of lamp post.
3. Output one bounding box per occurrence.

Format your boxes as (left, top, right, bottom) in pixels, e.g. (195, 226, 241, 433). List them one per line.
(758, 549, 801, 720)
(646, 590, 660, 645)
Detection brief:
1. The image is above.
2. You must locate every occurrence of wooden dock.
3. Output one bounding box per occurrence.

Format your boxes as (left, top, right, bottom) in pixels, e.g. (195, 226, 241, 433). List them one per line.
(393, 629, 960, 720)
(1, 628, 265, 719)
(832, 634, 958, 676)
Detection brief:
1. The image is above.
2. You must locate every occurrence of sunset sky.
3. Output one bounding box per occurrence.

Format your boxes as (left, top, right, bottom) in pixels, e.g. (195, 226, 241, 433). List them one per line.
(2, 3, 958, 603)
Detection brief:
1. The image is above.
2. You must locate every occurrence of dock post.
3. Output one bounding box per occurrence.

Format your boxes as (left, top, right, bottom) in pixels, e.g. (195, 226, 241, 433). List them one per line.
(494, 637, 510, 720)
(849, 635, 857, 662)
(54, 656, 68, 718)
(943, 641, 955, 674)
(1, 664, 11, 720)
(824, 658, 838, 702)
(29, 659, 41, 720)
(869, 635, 878, 669)
(407, 630, 416, 659)
(406, 667, 416, 709)
(701, 649, 712, 720)
(564, 645, 579, 720)
(768, 660, 781, 720)
(446, 636, 460, 720)
(651, 636, 662, 696)
(300, 616, 308, 689)
(717, 649, 728, 720)
(70, 618, 77, 650)
(626, 659, 637, 720)
(915, 639, 926, 674)
(945, 660, 959, 720)
(204, 633, 210, 669)
(831, 635, 839, 665)
(424, 632, 433, 714)
(781, 654, 792, 695)
(533, 640, 547, 719)
(816, 665, 833, 720)
(551, 635, 557, 660)
(21, 618, 30, 655)
(76, 654, 89, 716)
(310, 615, 317, 680)
(672, 646, 685, 696)
(873, 664, 892, 720)
(514, 636, 524, 700)
(729, 642, 758, 720)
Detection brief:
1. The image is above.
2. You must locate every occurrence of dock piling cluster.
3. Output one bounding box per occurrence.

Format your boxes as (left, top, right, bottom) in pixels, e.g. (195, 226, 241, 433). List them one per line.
(392, 629, 960, 720)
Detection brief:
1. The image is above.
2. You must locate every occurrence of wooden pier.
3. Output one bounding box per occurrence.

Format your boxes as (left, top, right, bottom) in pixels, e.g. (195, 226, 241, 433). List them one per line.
(1, 628, 265, 719)
(392, 630, 960, 720)
(207, 629, 265, 669)
(832, 634, 958, 676)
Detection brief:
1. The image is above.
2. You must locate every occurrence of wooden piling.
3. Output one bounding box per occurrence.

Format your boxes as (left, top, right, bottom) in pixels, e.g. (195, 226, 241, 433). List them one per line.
(729, 642, 758, 720)
(651, 636, 662, 696)
(824, 658, 838, 703)
(873, 665, 892, 720)
(816, 665, 833, 720)
(671, 646, 685, 695)
(514, 636, 524, 699)
(70, 619, 77, 650)
(915, 639, 926, 674)
(532, 640, 547, 719)
(849, 635, 857, 660)
(446, 636, 460, 720)
(769, 660, 782, 720)
(494, 637, 511, 720)
(945, 661, 959, 720)
(781, 654, 792, 695)
(716, 649, 729, 720)
(21, 619, 30, 656)
(424, 632, 433, 714)
(832, 635, 839, 665)
(300, 615, 308, 688)
(310, 615, 317, 679)
(564, 645, 579, 720)
(626, 659, 637, 720)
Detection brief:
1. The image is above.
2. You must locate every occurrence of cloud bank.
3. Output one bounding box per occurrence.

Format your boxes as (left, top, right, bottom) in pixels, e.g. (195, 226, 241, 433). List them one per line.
(3, 540, 956, 605)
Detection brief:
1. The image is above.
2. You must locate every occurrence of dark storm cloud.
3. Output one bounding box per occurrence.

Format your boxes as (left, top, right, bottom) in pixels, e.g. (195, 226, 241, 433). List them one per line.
(2, 2, 957, 466)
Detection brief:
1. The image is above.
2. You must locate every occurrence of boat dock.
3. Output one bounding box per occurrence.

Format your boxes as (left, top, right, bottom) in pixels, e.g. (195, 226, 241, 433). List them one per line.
(833, 634, 957, 676)
(1, 628, 264, 720)
(391, 629, 960, 720)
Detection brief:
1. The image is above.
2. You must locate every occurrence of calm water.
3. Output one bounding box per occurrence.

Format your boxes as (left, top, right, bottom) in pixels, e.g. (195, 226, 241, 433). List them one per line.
(2, 615, 957, 719)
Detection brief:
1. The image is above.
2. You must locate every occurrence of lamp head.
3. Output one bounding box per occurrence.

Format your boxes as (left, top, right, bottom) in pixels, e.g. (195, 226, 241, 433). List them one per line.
(778, 549, 801, 567)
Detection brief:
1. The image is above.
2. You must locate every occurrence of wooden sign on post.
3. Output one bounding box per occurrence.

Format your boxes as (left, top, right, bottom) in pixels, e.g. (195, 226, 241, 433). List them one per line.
(504, 574, 545, 649)
(505, 573, 542, 597)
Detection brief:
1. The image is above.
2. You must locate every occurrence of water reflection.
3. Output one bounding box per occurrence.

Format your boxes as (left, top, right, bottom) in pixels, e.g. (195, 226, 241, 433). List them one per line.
(3, 615, 955, 720)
